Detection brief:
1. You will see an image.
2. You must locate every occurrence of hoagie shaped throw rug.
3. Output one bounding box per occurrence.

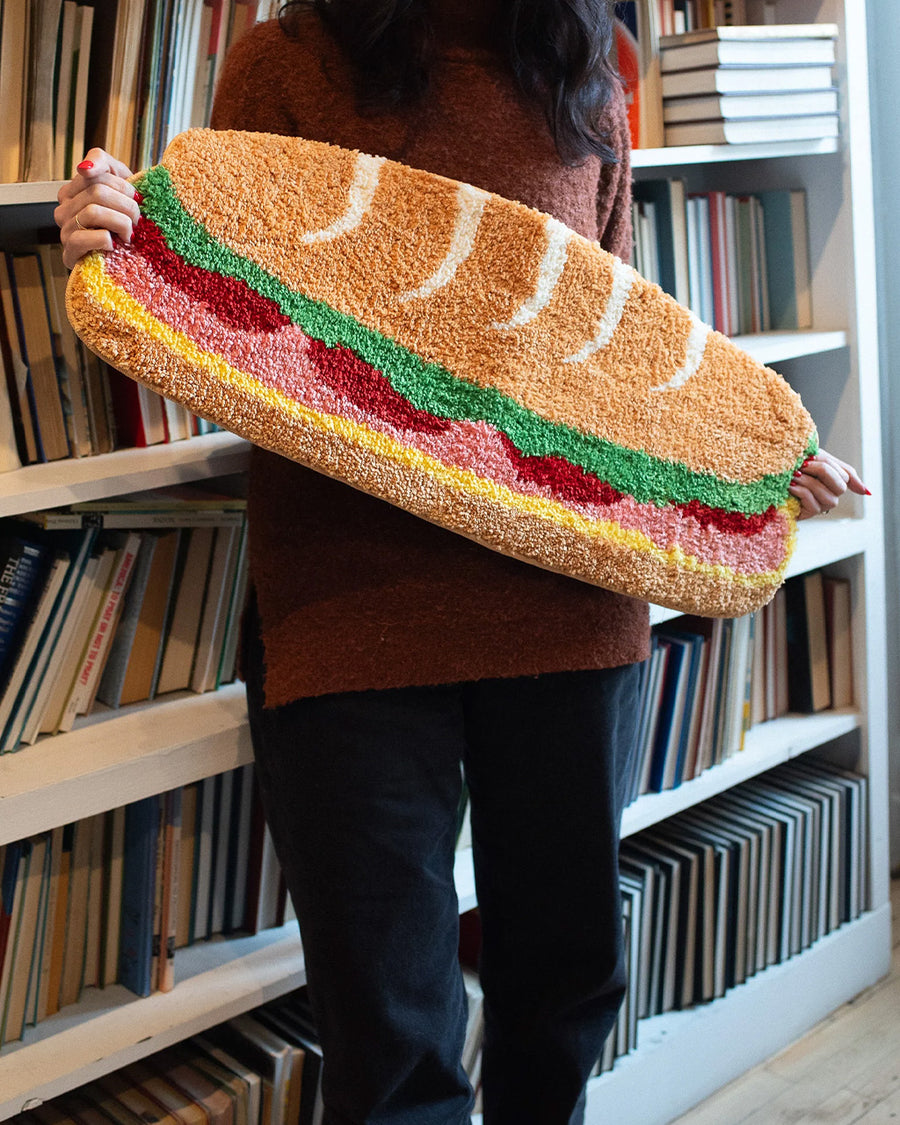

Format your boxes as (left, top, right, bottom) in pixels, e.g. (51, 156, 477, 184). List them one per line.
(66, 129, 816, 617)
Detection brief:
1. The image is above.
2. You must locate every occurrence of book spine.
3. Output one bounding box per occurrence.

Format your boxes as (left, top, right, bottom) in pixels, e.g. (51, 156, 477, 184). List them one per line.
(119, 796, 161, 998)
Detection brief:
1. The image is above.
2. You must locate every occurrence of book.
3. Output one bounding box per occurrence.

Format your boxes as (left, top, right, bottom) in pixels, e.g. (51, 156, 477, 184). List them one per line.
(822, 575, 853, 709)
(95, 1070, 183, 1125)
(149, 1044, 238, 1125)
(68, 4, 95, 179)
(190, 774, 216, 943)
(0, 0, 30, 183)
(660, 24, 839, 72)
(33, 824, 64, 1023)
(57, 814, 93, 1008)
(106, 367, 168, 447)
(631, 178, 689, 305)
(0, 526, 51, 680)
(101, 805, 127, 987)
(37, 544, 118, 735)
(758, 189, 812, 330)
(174, 782, 198, 949)
(0, 251, 38, 464)
(156, 787, 182, 993)
(154, 527, 211, 696)
(81, 810, 109, 990)
(614, 0, 664, 149)
(116, 1060, 208, 1125)
(79, 344, 116, 454)
(191, 524, 241, 693)
(43, 823, 73, 1016)
(665, 112, 839, 147)
(4, 833, 49, 1042)
(117, 528, 181, 706)
(22, 0, 64, 182)
(95, 533, 159, 708)
(22, 549, 107, 742)
(0, 526, 98, 753)
(0, 550, 70, 747)
(205, 1014, 294, 1125)
(28, 488, 247, 530)
(785, 570, 831, 712)
(5, 252, 69, 461)
(37, 243, 92, 457)
(192, 1034, 263, 1125)
(119, 795, 162, 997)
(0, 372, 21, 473)
(52, 2, 79, 180)
(58, 531, 143, 731)
(663, 88, 838, 123)
(661, 63, 837, 99)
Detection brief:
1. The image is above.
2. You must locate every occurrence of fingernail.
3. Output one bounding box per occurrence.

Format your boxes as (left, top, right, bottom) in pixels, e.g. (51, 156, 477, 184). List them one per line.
(793, 471, 803, 479)
(864, 487, 872, 496)
(77, 159, 94, 172)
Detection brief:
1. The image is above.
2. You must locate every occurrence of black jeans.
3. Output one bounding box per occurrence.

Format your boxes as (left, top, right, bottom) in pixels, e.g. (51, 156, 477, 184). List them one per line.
(243, 603, 640, 1125)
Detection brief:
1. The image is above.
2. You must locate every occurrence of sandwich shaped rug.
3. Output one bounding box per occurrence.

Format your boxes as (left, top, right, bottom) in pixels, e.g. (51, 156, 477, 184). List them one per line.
(66, 129, 817, 617)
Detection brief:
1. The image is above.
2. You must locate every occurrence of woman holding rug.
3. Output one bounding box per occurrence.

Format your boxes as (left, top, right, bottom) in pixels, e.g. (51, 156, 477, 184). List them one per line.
(55, 2, 865, 1122)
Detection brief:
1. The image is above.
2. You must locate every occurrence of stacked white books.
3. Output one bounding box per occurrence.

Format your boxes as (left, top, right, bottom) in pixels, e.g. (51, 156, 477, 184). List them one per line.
(660, 23, 839, 146)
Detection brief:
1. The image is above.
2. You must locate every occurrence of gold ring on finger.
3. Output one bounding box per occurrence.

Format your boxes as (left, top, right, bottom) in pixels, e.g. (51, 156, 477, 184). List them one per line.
(74, 213, 86, 230)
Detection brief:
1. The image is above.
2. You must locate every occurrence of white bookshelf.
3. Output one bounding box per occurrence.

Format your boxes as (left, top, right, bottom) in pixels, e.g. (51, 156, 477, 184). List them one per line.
(631, 136, 839, 169)
(0, 432, 252, 517)
(0, 0, 889, 1119)
(601, 0, 891, 1121)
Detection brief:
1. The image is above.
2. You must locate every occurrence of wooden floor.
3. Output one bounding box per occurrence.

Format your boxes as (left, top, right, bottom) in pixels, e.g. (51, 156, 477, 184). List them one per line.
(671, 878, 900, 1125)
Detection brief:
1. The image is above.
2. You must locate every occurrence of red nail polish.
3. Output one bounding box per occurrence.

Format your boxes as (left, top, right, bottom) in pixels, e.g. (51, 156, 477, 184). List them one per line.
(793, 471, 803, 479)
(864, 488, 872, 496)
(77, 159, 94, 172)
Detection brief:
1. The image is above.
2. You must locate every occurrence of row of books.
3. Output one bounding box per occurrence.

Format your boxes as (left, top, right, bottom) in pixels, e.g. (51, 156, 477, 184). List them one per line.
(0, 763, 290, 1045)
(0, 761, 480, 1047)
(654, 0, 755, 37)
(0, 0, 282, 185)
(627, 571, 853, 802)
(0, 490, 248, 753)
(631, 183, 810, 335)
(0, 0, 94, 184)
(96, 0, 281, 174)
(614, 6, 840, 150)
(10, 991, 326, 1125)
(0, 243, 218, 471)
(600, 757, 869, 1073)
(659, 24, 839, 147)
(0, 752, 867, 1096)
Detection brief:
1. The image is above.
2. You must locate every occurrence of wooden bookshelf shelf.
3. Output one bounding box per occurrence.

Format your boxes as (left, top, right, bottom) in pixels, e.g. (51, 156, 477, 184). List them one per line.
(0, 683, 252, 846)
(632, 136, 839, 169)
(0, 182, 62, 207)
(0, 432, 253, 518)
(621, 707, 861, 838)
(0, 925, 307, 1119)
(735, 329, 847, 366)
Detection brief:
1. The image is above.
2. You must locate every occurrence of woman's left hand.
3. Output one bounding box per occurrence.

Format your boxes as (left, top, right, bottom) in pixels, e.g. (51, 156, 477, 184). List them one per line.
(789, 449, 870, 520)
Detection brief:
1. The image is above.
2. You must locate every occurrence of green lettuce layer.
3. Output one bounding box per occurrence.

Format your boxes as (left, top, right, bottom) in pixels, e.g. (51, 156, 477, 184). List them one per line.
(137, 164, 817, 515)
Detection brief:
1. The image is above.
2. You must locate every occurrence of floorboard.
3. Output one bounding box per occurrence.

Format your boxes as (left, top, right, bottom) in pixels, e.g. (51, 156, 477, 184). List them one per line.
(670, 879, 900, 1125)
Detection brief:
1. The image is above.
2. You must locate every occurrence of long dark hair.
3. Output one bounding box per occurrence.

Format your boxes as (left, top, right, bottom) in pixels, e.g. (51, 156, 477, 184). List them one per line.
(280, 0, 621, 165)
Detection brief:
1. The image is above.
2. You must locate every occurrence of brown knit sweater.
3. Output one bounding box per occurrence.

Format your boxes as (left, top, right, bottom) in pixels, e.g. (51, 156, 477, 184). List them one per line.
(210, 0, 651, 705)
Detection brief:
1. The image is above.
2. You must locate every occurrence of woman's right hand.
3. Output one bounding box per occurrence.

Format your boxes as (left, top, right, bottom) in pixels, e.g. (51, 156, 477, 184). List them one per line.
(55, 148, 141, 270)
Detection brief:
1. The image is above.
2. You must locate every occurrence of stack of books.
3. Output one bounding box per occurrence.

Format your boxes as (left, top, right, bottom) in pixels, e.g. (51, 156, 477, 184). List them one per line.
(660, 23, 839, 146)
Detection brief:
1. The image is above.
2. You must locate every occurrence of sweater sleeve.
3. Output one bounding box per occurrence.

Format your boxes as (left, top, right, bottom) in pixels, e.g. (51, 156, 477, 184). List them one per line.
(596, 81, 634, 262)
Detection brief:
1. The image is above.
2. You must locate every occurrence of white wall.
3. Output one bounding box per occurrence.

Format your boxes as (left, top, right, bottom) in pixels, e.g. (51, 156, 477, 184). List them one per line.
(866, 0, 900, 871)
